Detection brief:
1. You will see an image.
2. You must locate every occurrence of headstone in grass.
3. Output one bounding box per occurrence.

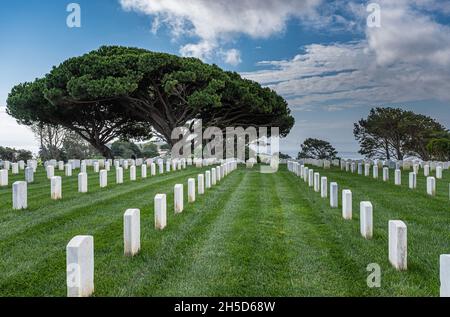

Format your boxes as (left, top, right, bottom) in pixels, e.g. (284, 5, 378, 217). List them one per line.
(141, 164, 147, 179)
(427, 177, 436, 196)
(78, 173, 88, 193)
(413, 164, 419, 174)
(158, 161, 164, 174)
(308, 169, 314, 188)
(65, 164, 72, 177)
(436, 166, 443, 179)
(330, 182, 338, 208)
(216, 166, 221, 182)
(211, 168, 217, 186)
(388, 220, 407, 271)
(409, 172, 417, 189)
(151, 163, 156, 176)
(321, 177, 328, 198)
(99, 170, 107, 188)
(314, 172, 320, 192)
(105, 161, 110, 172)
(130, 165, 136, 181)
(358, 163, 363, 175)
(373, 165, 379, 179)
(395, 169, 401, 185)
(116, 167, 123, 184)
(166, 161, 171, 173)
(431, 162, 436, 172)
(424, 165, 430, 177)
(46, 165, 54, 179)
(188, 178, 196, 203)
(221, 164, 225, 178)
(12, 181, 27, 210)
(80, 163, 87, 174)
(18, 160, 25, 170)
(154, 194, 167, 230)
(205, 171, 211, 189)
(123, 160, 129, 170)
(351, 162, 356, 173)
(124, 209, 140, 256)
(12, 163, 19, 175)
(360, 202, 373, 239)
(300, 165, 305, 178)
(25, 167, 34, 183)
(383, 167, 389, 182)
(51, 176, 62, 200)
(0, 169, 8, 186)
(4, 161, 10, 170)
(174, 184, 184, 214)
(93, 162, 99, 173)
(66, 235, 94, 297)
(441, 254, 450, 297)
(303, 167, 309, 183)
(342, 189, 352, 220)
(198, 174, 205, 195)
(365, 163, 370, 177)
(58, 161, 64, 171)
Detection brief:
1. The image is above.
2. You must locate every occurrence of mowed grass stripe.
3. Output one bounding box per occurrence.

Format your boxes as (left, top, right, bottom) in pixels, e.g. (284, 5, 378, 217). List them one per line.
(0, 166, 218, 296)
(288, 165, 450, 296)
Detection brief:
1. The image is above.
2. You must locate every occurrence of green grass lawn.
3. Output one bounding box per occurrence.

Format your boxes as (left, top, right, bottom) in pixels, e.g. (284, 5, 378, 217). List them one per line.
(0, 163, 449, 296)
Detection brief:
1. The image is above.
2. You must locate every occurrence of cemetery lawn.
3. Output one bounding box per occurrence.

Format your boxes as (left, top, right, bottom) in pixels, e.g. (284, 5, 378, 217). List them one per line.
(0, 165, 449, 296)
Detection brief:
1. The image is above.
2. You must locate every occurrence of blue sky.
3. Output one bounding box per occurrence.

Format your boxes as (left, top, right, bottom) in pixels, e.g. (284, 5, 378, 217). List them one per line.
(1, 0, 450, 157)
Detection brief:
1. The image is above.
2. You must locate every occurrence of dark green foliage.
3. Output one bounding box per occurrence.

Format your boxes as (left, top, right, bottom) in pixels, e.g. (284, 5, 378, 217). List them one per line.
(297, 138, 338, 160)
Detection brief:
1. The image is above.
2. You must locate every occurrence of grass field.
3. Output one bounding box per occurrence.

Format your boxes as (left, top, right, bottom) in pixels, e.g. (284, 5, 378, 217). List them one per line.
(0, 164, 449, 296)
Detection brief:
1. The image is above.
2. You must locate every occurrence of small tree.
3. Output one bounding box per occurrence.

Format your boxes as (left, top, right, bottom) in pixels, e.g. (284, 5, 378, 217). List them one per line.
(297, 138, 338, 160)
(427, 133, 450, 161)
(140, 142, 159, 158)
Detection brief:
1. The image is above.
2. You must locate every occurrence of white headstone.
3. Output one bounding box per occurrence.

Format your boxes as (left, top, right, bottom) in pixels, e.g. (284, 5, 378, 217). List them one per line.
(65, 164, 72, 177)
(308, 169, 314, 187)
(99, 170, 107, 188)
(158, 162, 164, 174)
(154, 194, 167, 230)
(205, 171, 211, 189)
(373, 165, 378, 179)
(314, 172, 320, 192)
(365, 164, 370, 177)
(123, 160, 129, 170)
(188, 178, 196, 203)
(46, 165, 54, 179)
(383, 167, 389, 182)
(130, 166, 136, 181)
(25, 167, 34, 183)
(211, 168, 216, 186)
(174, 184, 184, 214)
(342, 189, 352, 220)
(151, 163, 156, 176)
(436, 166, 443, 179)
(51, 176, 62, 200)
(321, 176, 328, 198)
(93, 162, 99, 173)
(0, 169, 8, 186)
(409, 172, 416, 189)
(427, 176, 436, 196)
(78, 173, 88, 193)
(12, 181, 27, 210)
(141, 164, 147, 179)
(424, 165, 430, 177)
(388, 220, 407, 271)
(440, 254, 450, 297)
(395, 169, 401, 185)
(216, 166, 221, 182)
(66, 235, 94, 297)
(198, 174, 205, 195)
(58, 161, 64, 171)
(330, 182, 338, 208)
(116, 167, 123, 184)
(124, 209, 140, 256)
(360, 202, 373, 239)
(12, 163, 19, 175)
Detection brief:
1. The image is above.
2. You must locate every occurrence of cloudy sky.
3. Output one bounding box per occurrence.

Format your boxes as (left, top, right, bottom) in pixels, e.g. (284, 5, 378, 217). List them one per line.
(1, 0, 449, 157)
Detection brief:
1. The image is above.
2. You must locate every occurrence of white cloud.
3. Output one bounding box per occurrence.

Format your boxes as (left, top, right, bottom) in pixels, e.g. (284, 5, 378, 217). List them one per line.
(119, 0, 322, 64)
(221, 49, 242, 66)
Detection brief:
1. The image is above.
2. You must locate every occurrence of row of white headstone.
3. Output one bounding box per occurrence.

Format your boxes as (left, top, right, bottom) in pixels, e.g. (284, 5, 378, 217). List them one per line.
(337, 160, 448, 198)
(65, 160, 238, 297)
(288, 161, 450, 297)
(6, 159, 192, 210)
